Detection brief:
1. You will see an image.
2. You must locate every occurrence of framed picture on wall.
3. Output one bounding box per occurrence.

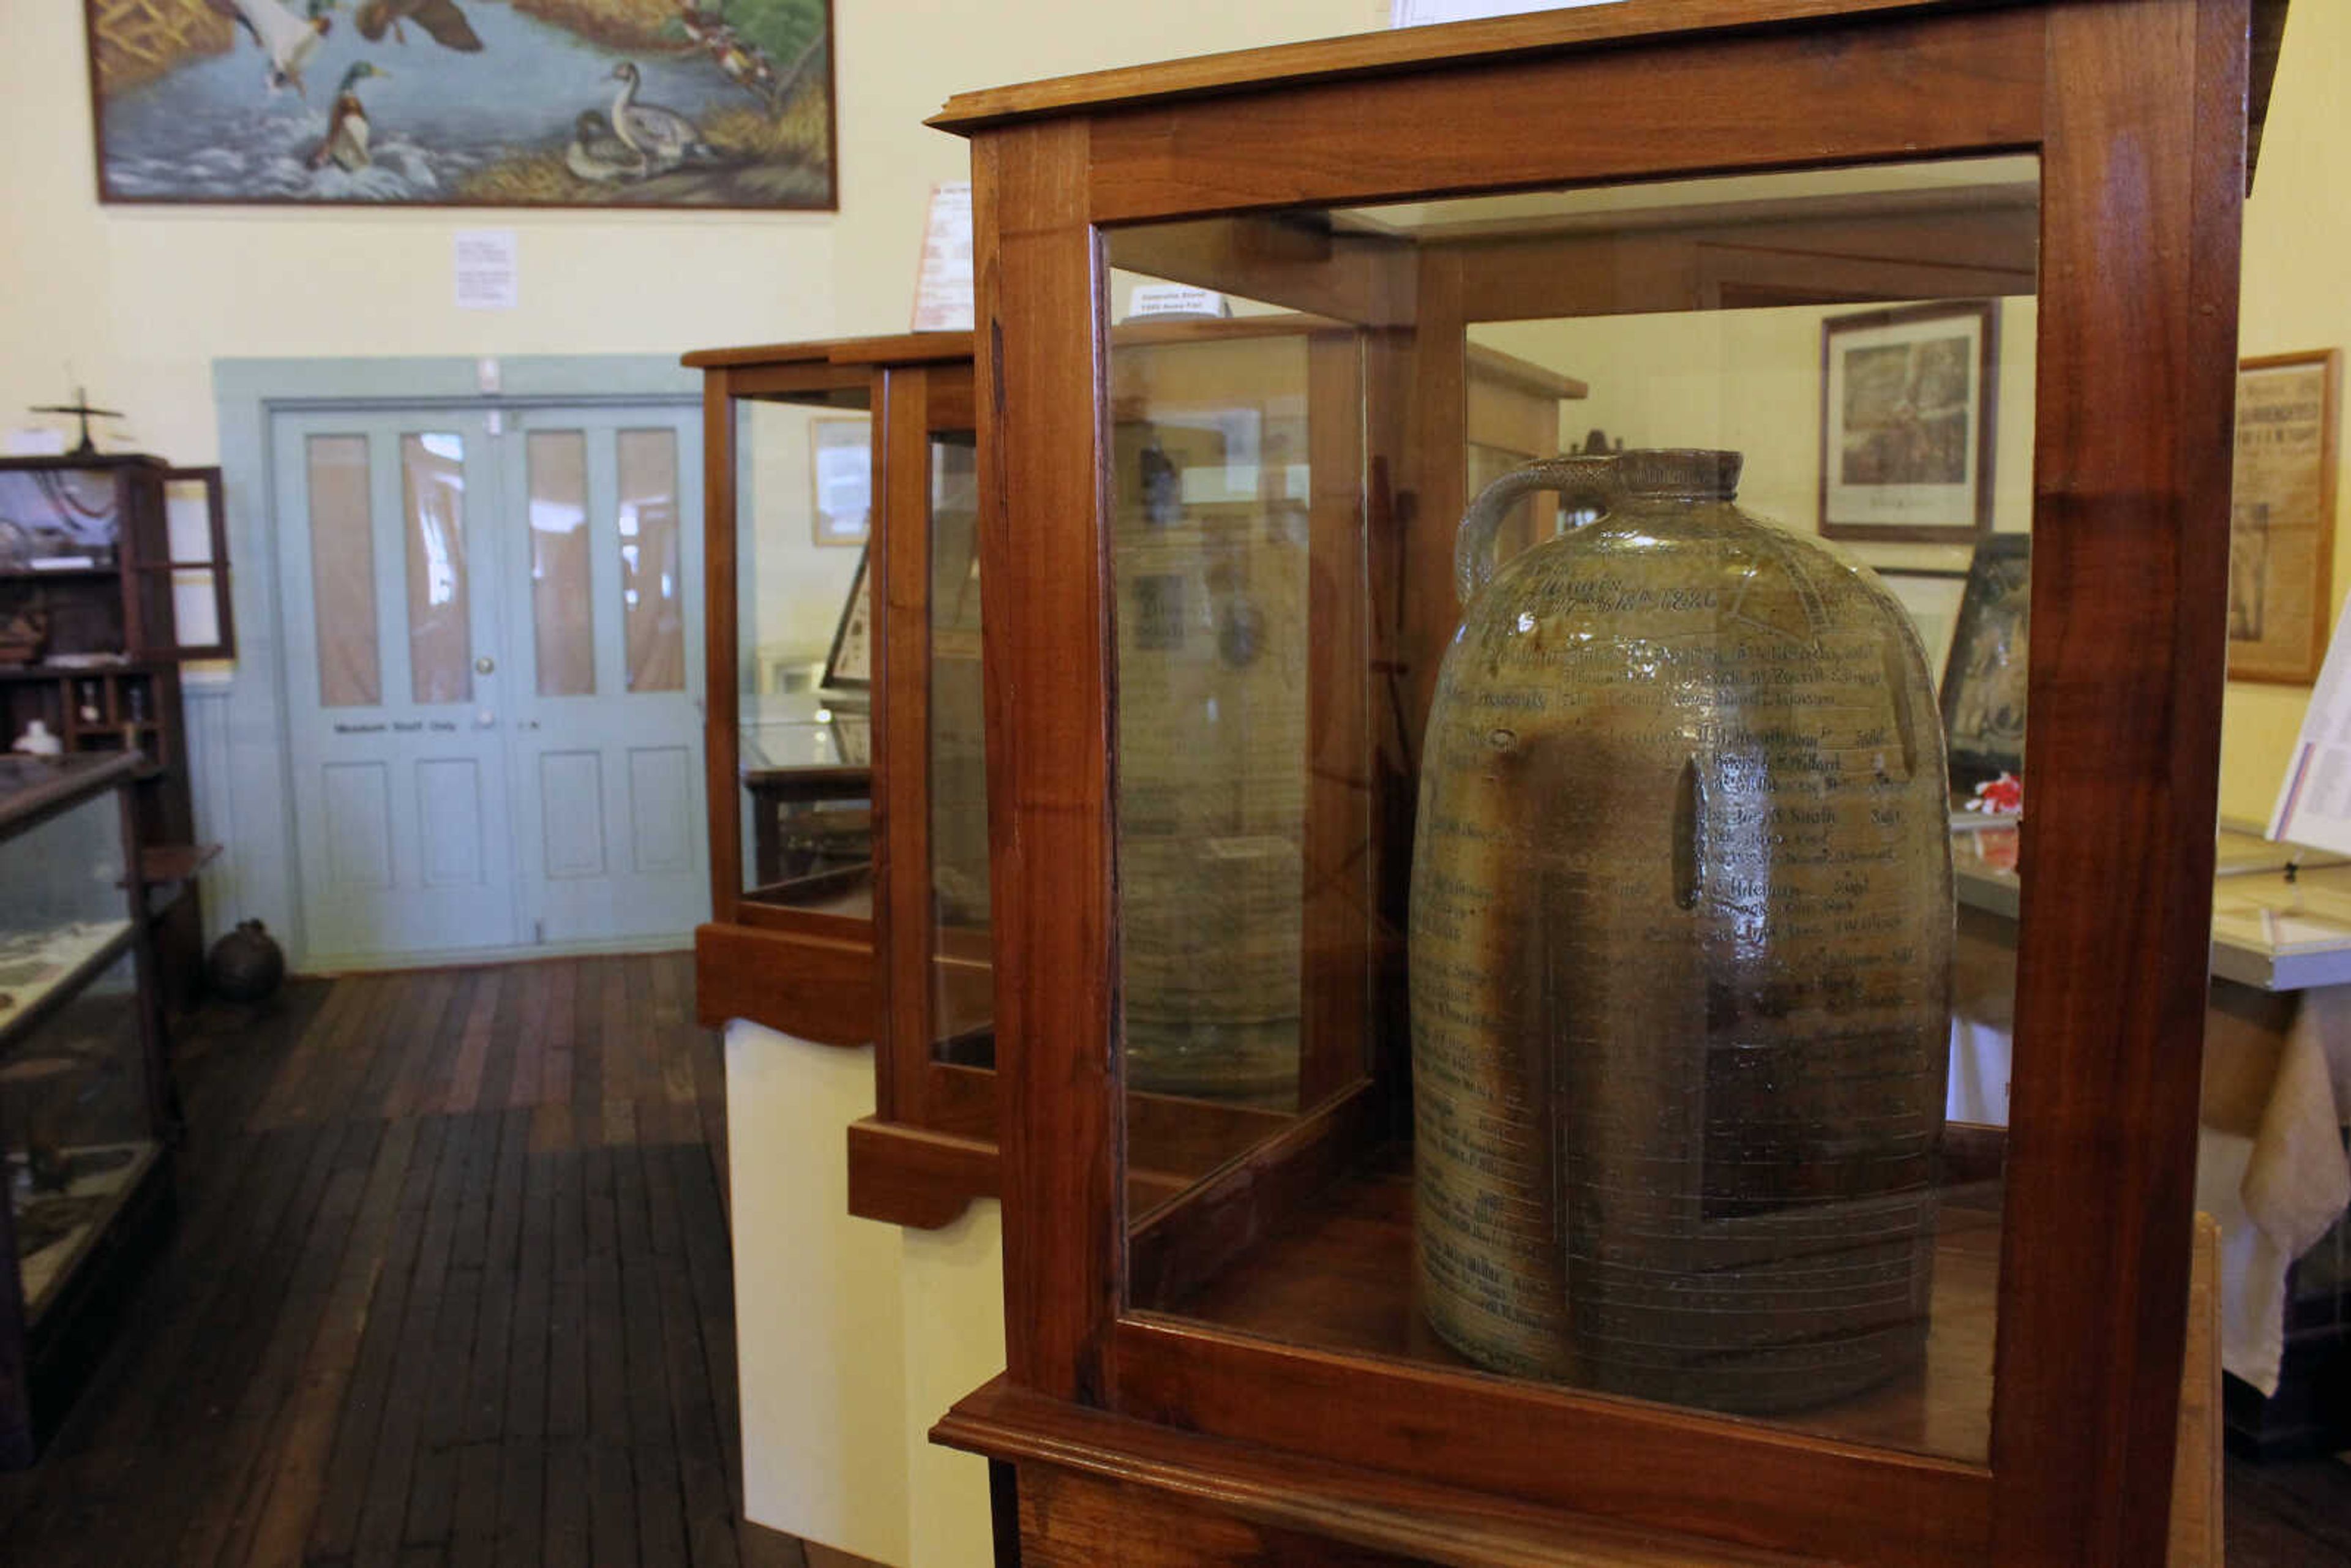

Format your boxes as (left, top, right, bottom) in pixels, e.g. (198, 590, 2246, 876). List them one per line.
(82, 0, 838, 210)
(2229, 349, 2341, 685)
(1818, 299, 1998, 543)
(1940, 534, 2030, 793)
(810, 418, 872, 547)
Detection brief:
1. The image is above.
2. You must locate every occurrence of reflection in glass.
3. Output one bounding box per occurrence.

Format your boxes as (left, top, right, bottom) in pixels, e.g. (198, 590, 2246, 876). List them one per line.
(1110, 327, 1313, 1110)
(306, 434, 381, 707)
(528, 430, 594, 697)
(402, 433, 471, 705)
(732, 396, 873, 913)
(928, 439, 991, 1063)
(620, 428, 684, 692)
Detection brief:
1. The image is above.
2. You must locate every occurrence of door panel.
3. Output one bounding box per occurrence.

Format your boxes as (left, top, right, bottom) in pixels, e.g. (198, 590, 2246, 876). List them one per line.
(276, 409, 516, 960)
(503, 406, 707, 945)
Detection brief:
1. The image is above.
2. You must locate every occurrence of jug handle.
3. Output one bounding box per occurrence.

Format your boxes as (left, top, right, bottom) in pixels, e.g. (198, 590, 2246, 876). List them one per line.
(1455, 454, 1624, 607)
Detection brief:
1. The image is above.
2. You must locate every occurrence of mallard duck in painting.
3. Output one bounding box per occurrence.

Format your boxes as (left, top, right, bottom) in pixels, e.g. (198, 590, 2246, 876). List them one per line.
(354, 0, 484, 51)
(606, 62, 719, 170)
(309, 62, 386, 171)
(204, 0, 334, 95)
(564, 110, 645, 183)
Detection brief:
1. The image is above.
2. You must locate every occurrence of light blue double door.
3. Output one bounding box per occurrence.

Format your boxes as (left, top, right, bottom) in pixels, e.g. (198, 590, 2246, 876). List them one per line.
(273, 403, 707, 966)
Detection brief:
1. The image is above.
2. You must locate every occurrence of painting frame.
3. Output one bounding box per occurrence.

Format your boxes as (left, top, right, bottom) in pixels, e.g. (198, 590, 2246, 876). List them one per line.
(809, 416, 872, 547)
(1818, 299, 1999, 544)
(1940, 533, 2030, 795)
(2229, 348, 2341, 685)
(83, 0, 838, 212)
(820, 544, 871, 694)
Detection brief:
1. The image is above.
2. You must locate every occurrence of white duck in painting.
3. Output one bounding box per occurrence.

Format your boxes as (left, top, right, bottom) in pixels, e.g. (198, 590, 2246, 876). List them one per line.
(206, 0, 334, 95)
(606, 62, 719, 171)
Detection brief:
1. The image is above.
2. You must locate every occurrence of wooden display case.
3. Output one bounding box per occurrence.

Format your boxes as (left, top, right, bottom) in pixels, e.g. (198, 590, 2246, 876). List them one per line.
(927, 3, 2284, 1565)
(689, 333, 974, 1051)
(689, 328, 1581, 1231)
(0, 454, 231, 1013)
(0, 752, 177, 1467)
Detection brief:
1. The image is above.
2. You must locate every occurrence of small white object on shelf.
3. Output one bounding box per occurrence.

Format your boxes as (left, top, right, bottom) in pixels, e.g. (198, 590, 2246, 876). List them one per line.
(12, 720, 61, 757)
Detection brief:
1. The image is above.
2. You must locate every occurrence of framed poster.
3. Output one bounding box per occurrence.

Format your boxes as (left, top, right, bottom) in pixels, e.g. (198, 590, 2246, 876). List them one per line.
(810, 417, 871, 546)
(820, 546, 871, 691)
(1819, 300, 1998, 542)
(2229, 350, 2341, 685)
(1940, 534, 2030, 793)
(84, 0, 836, 210)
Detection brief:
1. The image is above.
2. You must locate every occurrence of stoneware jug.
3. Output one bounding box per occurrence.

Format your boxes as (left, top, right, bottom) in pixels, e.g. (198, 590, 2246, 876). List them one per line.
(1409, 448, 1954, 1414)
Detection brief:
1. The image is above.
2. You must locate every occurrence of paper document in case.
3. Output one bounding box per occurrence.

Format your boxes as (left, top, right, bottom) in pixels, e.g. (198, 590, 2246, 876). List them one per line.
(2268, 590, 2351, 855)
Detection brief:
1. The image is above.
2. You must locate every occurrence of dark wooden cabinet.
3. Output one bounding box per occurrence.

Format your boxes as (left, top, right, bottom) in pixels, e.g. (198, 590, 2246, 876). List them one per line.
(928, 2, 2282, 1564)
(0, 454, 231, 1011)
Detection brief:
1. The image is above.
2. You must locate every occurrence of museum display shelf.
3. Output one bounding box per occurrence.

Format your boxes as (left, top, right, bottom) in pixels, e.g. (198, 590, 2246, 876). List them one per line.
(0, 454, 232, 1011)
(0, 750, 176, 1468)
(928, 1, 2282, 1563)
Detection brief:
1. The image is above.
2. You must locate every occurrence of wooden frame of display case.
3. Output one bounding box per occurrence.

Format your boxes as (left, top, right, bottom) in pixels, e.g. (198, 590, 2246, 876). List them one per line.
(689, 334, 972, 1051)
(928, 2, 2281, 1566)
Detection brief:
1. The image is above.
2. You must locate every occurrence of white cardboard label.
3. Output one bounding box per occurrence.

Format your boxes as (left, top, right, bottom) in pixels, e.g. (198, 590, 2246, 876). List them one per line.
(912, 181, 975, 332)
(454, 230, 519, 311)
(1123, 284, 1231, 321)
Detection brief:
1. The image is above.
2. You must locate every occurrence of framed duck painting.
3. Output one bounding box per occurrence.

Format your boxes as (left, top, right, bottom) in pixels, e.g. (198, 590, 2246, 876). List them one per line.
(83, 0, 836, 209)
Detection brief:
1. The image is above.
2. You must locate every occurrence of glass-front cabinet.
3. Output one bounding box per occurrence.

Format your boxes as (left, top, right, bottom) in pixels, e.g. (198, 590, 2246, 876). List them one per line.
(0, 752, 174, 1468)
(688, 336, 1008, 1161)
(931, 3, 2277, 1566)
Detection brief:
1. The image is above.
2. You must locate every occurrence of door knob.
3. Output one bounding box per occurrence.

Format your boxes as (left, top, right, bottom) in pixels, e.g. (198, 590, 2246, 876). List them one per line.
(475, 655, 496, 675)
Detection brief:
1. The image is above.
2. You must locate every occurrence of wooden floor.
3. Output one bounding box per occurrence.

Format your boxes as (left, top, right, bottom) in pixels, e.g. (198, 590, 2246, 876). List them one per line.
(0, 953, 817, 1568)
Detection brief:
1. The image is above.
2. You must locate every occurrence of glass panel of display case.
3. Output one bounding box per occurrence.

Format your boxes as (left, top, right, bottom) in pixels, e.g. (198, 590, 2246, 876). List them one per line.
(3, 947, 151, 1327)
(619, 427, 686, 694)
(1107, 312, 1327, 1117)
(928, 437, 991, 1065)
(734, 393, 873, 915)
(1108, 156, 2039, 1464)
(400, 433, 472, 705)
(528, 430, 596, 698)
(306, 434, 381, 708)
(0, 771, 132, 1042)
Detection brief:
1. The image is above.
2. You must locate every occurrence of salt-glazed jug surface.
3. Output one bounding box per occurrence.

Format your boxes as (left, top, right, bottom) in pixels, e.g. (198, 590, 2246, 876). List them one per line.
(1409, 449, 1954, 1414)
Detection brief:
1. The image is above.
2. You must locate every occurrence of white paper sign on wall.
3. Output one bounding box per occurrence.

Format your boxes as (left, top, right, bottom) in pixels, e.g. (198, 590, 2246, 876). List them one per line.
(913, 181, 975, 332)
(454, 230, 519, 311)
(1392, 0, 1624, 26)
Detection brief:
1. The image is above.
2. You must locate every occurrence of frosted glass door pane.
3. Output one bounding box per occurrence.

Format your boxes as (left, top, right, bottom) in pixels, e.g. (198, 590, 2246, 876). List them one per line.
(619, 428, 684, 692)
(528, 430, 594, 697)
(306, 434, 380, 708)
(402, 433, 471, 704)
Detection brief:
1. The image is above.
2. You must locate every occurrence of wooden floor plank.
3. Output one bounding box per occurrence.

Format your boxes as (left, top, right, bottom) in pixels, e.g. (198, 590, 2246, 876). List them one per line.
(442, 974, 503, 1116)
(541, 962, 578, 1109)
(569, 959, 607, 1146)
(507, 963, 549, 1113)
(234, 1115, 429, 1568)
(544, 1147, 590, 1442)
(459, 1110, 531, 1447)
(309, 1116, 454, 1561)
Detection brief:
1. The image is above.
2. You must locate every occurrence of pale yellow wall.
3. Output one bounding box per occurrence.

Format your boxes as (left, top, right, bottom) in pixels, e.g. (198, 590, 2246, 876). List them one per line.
(2223, 0, 2351, 827)
(0, 0, 1384, 467)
